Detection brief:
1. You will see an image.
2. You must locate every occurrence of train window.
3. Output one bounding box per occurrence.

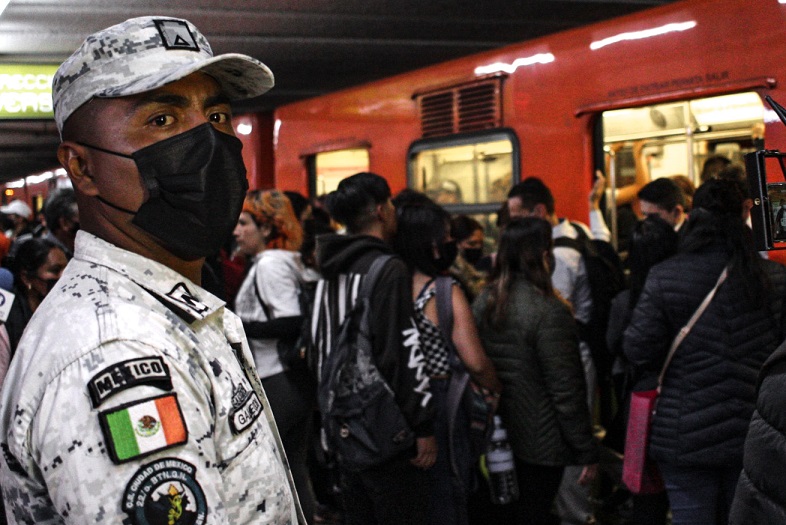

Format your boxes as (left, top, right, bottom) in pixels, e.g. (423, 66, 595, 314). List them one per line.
(599, 91, 764, 248)
(313, 148, 369, 196)
(407, 129, 518, 215)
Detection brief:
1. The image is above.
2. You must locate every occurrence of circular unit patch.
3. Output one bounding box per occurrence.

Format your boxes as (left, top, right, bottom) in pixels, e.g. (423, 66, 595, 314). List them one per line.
(123, 458, 207, 525)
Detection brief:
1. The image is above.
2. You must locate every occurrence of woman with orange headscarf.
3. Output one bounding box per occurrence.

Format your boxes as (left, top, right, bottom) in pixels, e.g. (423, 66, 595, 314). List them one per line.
(232, 189, 317, 523)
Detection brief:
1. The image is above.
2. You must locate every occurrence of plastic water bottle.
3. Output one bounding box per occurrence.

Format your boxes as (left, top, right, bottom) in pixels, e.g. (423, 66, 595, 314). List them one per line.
(486, 415, 520, 504)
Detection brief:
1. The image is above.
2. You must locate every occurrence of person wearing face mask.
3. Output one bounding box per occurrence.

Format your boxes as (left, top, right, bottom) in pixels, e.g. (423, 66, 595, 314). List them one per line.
(395, 202, 502, 525)
(5, 238, 67, 356)
(449, 215, 488, 301)
(0, 16, 304, 525)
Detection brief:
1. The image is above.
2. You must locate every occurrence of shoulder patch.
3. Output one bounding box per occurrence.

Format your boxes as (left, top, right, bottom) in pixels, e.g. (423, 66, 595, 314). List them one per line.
(123, 457, 207, 525)
(88, 357, 172, 408)
(99, 393, 188, 464)
(229, 383, 263, 435)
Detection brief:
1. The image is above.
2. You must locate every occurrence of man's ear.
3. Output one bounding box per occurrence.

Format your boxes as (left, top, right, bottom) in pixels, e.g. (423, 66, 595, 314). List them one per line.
(533, 203, 548, 219)
(57, 142, 98, 196)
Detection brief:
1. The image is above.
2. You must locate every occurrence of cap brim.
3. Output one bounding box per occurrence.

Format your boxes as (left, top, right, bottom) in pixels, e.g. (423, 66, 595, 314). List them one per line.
(96, 52, 274, 102)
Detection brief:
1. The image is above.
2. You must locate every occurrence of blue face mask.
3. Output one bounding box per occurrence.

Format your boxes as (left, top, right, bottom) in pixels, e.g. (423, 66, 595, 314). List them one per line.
(79, 123, 249, 260)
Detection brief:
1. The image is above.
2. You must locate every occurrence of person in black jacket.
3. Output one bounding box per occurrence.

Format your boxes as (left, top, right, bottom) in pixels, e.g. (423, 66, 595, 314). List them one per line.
(313, 172, 436, 525)
(606, 216, 677, 525)
(624, 179, 786, 525)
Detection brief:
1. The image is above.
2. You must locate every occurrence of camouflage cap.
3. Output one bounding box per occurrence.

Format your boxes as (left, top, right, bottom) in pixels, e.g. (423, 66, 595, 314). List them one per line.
(52, 16, 275, 133)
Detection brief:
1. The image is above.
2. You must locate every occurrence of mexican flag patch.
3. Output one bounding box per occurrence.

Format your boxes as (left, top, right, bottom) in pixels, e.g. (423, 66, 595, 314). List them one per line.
(99, 393, 188, 464)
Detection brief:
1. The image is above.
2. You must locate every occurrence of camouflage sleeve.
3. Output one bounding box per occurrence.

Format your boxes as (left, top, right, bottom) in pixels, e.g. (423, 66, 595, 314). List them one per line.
(17, 338, 292, 524)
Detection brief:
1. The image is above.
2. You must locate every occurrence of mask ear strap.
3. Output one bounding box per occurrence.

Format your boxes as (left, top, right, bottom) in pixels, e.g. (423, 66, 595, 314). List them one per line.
(77, 141, 134, 159)
(96, 195, 137, 215)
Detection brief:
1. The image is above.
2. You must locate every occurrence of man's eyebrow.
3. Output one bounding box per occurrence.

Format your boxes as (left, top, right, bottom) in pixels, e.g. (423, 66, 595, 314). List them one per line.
(128, 93, 190, 114)
(126, 92, 231, 115)
(205, 93, 231, 109)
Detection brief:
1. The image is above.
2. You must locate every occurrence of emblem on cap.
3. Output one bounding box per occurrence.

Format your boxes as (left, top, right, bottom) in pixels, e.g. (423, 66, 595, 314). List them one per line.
(154, 19, 200, 51)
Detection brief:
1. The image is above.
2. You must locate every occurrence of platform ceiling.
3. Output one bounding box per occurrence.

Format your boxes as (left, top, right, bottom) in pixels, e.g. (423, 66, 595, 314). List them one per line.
(0, 0, 677, 183)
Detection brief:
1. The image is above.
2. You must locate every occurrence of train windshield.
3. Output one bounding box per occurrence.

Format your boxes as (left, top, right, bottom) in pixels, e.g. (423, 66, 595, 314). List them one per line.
(600, 91, 764, 250)
(408, 129, 518, 250)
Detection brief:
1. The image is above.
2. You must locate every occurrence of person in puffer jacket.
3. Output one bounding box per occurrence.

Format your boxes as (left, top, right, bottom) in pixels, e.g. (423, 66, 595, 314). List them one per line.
(624, 178, 786, 525)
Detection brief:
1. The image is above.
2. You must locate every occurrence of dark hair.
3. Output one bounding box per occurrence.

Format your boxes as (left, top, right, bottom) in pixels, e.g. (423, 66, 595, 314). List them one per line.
(669, 175, 696, 212)
(392, 188, 433, 209)
(627, 216, 679, 309)
(507, 177, 555, 215)
(451, 215, 483, 243)
(717, 163, 749, 198)
(11, 238, 59, 287)
(637, 178, 685, 211)
(394, 203, 451, 277)
(682, 178, 766, 303)
(325, 172, 391, 234)
(43, 188, 77, 234)
(283, 191, 310, 221)
(484, 217, 553, 326)
(700, 154, 732, 183)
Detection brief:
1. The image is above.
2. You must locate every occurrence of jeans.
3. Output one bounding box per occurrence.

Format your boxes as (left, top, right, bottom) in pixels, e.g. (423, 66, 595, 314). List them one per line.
(515, 458, 565, 525)
(658, 462, 741, 525)
(340, 453, 431, 525)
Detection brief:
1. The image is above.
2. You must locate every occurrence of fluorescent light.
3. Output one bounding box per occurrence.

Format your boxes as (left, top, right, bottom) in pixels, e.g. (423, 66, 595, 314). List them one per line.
(475, 53, 555, 76)
(236, 122, 253, 135)
(590, 21, 697, 50)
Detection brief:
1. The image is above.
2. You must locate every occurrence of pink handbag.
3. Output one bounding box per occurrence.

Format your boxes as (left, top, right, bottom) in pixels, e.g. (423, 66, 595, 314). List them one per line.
(621, 266, 728, 494)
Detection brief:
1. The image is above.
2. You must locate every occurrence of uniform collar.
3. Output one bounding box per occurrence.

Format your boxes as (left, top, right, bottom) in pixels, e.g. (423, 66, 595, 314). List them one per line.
(72, 230, 224, 323)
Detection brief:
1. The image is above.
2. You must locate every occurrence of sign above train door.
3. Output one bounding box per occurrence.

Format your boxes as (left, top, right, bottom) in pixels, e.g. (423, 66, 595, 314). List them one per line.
(0, 64, 58, 119)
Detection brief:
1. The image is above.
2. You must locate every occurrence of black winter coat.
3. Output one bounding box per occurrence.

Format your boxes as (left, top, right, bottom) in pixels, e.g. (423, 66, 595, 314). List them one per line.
(473, 278, 599, 466)
(729, 339, 786, 523)
(624, 247, 786, 467)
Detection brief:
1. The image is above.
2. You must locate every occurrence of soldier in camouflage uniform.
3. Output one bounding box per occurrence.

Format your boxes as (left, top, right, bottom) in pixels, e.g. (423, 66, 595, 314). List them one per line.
(0, 16, 304, 525)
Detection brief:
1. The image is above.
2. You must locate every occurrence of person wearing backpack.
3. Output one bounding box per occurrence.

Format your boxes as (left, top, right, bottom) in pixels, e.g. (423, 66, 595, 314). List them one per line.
(395, 202, 502, 525)
(313, 172, 436, 525)
(507, 177, 612, 525)
(232, 189, 318, 523)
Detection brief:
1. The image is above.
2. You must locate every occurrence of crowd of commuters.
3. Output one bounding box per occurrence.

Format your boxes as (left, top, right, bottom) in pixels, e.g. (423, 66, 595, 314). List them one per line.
(0, 12, 783, 525)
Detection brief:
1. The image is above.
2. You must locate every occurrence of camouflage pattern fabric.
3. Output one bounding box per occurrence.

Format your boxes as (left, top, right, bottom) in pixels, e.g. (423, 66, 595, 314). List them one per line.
(0, 230, 301, 524)
(52, 16, 274, 132)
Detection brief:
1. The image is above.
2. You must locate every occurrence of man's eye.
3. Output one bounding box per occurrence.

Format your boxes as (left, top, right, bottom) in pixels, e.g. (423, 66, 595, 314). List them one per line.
(209, 112, 230, 124)
(151, 115, 174, 127)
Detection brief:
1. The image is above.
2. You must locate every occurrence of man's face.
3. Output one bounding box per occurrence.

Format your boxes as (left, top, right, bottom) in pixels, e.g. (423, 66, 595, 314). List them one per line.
(66, 72, 233, 253)
(639, 199, 681, 227)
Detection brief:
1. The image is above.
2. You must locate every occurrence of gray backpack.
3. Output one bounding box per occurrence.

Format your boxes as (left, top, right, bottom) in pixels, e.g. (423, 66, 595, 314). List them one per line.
(318, 254, 415, 471)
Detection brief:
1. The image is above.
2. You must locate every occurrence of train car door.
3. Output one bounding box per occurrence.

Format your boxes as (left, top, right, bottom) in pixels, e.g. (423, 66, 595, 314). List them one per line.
(407, 128, 520, 252)
(597, 91, 765, 251)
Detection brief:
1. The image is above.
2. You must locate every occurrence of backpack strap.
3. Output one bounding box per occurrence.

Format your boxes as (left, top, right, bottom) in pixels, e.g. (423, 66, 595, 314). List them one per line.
(435, 276, 454, 345)
(359, 254, 394, 302)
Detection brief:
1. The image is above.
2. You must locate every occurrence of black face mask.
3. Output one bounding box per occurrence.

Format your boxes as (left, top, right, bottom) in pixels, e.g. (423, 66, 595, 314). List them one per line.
(462, 247, 483, 266)
(433, 240, 458, 274)
(79, 123, 249, 260)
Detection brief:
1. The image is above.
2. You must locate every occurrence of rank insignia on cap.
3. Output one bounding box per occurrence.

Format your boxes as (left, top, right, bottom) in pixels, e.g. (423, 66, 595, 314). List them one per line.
(123, 458, 207, 525)
(87, 357, 172, 408)
(99, 394, 188, 464)
(154, 19, 200, 51)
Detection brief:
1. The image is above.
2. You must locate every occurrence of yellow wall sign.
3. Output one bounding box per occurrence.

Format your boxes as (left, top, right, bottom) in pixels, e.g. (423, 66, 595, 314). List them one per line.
(0, 64, 58, 119)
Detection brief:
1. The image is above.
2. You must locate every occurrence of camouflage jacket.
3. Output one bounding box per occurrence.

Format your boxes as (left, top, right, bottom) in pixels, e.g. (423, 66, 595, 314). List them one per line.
(0, 230, 301, 524)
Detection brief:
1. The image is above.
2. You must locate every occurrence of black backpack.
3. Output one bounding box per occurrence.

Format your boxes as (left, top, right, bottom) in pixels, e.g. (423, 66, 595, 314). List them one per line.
(318, 254, 415, 471)
(554, 223, 626, 422)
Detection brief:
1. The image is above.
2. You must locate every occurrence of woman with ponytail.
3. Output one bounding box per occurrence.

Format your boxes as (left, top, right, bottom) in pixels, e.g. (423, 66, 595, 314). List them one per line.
(472, 217, 598, 524)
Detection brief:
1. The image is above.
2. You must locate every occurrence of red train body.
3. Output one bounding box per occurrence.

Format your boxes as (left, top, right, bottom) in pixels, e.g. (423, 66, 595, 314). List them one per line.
(271, 0, 786, 250)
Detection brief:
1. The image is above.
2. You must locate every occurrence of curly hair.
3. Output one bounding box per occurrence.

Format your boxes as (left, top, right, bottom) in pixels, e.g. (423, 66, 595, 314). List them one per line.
(242, 190, 303, 251)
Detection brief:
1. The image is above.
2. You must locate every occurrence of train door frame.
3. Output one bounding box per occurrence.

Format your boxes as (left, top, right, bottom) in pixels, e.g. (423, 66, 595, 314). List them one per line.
(302, 143, 371, 199)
